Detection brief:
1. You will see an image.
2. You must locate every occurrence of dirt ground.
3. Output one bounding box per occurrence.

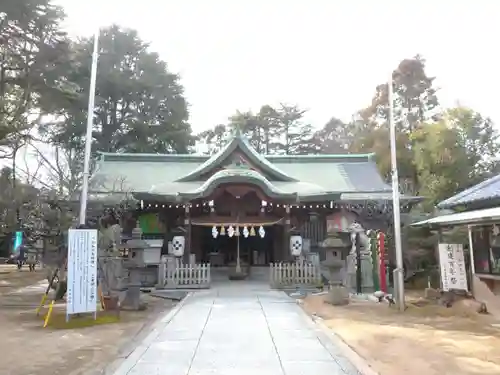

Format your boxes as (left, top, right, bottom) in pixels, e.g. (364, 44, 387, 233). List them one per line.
(302, 292, 500, 375)
(0, 265, 175, 375)
(0, 264, 47, 294)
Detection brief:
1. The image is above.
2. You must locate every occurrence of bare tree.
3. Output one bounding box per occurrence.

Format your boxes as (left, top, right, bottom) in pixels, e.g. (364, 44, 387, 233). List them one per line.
(28, 141, 83, 198)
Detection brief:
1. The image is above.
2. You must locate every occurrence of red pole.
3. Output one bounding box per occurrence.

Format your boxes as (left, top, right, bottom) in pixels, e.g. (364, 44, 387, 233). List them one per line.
(378, 232, 387, 293)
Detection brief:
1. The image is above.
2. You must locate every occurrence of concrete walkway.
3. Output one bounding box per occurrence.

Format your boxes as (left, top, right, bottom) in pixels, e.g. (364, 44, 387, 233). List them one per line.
(113, 283, 361, 375)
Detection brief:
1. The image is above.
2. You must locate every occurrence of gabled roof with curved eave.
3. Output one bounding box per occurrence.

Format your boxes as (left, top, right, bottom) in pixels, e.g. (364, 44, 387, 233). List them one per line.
(175, 133, 297, 182)
(180, 168, 297, 199)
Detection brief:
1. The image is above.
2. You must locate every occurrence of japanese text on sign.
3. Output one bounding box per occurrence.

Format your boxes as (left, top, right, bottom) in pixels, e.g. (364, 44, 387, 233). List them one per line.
(438, 243, 468, 292)
(66, 229, 98, 315)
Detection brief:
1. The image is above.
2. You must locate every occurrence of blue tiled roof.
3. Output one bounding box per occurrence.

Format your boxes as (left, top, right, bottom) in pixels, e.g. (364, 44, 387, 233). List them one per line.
(437, 174, 500, 209)
(341, 162, 391, 192)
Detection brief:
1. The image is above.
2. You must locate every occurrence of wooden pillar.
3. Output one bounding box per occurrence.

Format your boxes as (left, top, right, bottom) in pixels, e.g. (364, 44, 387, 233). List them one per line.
(184, 204, 191, 264)
(467, 226, 476, 294)
(437, 228, 444, 289)
(283, 205, 291, 261)
(273, 228, 280, 262)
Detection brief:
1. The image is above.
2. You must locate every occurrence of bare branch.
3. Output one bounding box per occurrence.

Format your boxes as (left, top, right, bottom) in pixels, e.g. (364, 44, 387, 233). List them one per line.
(14, 164, 53, 190)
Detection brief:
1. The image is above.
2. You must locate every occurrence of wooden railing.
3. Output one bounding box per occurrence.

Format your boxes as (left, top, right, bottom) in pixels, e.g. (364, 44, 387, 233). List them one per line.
(269, 261, 322, 288)
(157, 257, 211, 289)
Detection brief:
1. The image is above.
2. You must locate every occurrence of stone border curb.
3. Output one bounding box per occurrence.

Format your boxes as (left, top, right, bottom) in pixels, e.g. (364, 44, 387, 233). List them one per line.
(312, 315, 379, 375)
(103, 292, 193, 375)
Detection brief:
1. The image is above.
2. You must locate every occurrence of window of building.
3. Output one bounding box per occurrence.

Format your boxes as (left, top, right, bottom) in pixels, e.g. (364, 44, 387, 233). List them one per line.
(472, 227, 490, 274)
(472, 225, 500, 275)
(490, 235, 500, 274)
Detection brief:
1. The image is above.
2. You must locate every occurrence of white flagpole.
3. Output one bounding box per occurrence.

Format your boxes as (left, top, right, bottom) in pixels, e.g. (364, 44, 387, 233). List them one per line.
(388, 73, 405, 311)
(79, 29, 100, 226)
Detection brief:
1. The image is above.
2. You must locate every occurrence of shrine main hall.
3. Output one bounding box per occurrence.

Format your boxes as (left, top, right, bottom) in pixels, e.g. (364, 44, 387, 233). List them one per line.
(89, 132, 406, 266)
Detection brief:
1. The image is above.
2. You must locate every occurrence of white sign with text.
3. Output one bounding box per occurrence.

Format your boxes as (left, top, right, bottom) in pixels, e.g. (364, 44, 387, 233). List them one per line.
(438, 243, 468, 292)
(66, 229, 98, 315)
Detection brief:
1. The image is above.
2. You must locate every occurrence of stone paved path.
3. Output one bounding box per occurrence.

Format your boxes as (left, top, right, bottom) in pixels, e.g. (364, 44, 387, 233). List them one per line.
(113, 283, 361, 375)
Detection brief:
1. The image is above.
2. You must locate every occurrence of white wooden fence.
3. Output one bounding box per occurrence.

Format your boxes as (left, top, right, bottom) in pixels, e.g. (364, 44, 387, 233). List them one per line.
(269, 261, 322, 288)
(157, 257, 211, 289)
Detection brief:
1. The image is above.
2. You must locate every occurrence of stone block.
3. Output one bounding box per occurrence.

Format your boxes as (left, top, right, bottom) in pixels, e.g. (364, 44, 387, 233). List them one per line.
(453, 298, 488, 314)
(345, 254, 374, 290)
(424, 287, 441, 300)
(324, 286, 349, 306)
(228, 269, 247, 280)
(438, 291, 455, 307)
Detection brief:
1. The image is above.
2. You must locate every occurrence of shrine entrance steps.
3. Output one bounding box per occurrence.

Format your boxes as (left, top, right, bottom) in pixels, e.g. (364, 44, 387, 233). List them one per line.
(210, 266, 270, 284)
(156, 262, 323, 290)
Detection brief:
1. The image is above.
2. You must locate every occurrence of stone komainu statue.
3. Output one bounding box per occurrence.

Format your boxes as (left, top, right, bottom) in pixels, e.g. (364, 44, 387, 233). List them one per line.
(348, 222, 370, 253)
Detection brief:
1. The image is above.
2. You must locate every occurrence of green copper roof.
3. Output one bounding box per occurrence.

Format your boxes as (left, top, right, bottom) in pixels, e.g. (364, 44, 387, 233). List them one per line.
(176, 134, 297, 182)
(91, 135, 392, 201)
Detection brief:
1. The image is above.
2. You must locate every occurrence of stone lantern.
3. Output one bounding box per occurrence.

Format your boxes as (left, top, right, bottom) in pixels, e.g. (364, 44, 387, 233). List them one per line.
(120, 222, 149, 310)
(319, 235, 349, 286)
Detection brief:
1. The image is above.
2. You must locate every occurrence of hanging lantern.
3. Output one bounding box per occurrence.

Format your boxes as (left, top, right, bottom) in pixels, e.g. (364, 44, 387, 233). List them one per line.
(228, 225, 235, 237)
(235, 226, 240, 236)
(289, 235, 303, 257)
(258, 226, 265, 238)
(243, 226, 249, 238)
(220, 225, 226, 236)
(212, 226, 218, 239)
(172, 236, 185, 257)
(250, 226, 256, 236)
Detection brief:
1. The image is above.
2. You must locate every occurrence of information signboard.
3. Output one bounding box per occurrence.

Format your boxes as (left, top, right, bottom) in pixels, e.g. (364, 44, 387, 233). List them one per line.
(438, 243, 468, 292)
(66, 229, 98, 317)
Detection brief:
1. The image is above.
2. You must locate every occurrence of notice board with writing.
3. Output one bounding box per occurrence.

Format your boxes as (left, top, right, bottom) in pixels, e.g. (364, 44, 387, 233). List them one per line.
(66, 229, 98, 316)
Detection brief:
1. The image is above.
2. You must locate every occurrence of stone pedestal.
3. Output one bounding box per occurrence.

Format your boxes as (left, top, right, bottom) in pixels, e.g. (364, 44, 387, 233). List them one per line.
(113, 222, 149, 310)
(99, 257, 127, 298)
(228, 261, 249, 280)
(120, 266, 145, 310)
(345, 253, 374, 291)
(156, 255, 167, 289)
(321, 258, 344, 286)
(324, 285, 349, 306)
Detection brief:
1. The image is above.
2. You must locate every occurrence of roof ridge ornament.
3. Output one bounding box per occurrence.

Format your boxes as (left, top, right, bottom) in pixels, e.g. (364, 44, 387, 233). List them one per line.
(233, 124, 243, 138)
(174, 126, 297, 182)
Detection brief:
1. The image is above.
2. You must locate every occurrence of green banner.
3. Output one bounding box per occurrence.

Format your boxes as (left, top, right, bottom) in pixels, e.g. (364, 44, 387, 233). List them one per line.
(138, 213, 163, 234)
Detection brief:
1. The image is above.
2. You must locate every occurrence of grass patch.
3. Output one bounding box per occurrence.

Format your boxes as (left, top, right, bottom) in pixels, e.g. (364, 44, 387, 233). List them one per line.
(42, 311, 120, 329)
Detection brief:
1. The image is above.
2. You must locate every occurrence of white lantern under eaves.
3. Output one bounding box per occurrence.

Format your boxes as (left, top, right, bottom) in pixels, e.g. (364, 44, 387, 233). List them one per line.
(172, 236, 185, 257)
(290, 235, 303, 257)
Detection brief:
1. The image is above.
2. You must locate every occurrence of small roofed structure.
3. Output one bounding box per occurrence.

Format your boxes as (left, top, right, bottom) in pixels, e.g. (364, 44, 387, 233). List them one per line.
(437, 174, 500, 211)
(412, 206, 500, 228)
(413, 177, 500, 316)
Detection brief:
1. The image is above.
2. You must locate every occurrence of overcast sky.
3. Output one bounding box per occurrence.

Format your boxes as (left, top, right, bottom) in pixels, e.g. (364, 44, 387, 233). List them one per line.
(53, 0, 499, 132)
